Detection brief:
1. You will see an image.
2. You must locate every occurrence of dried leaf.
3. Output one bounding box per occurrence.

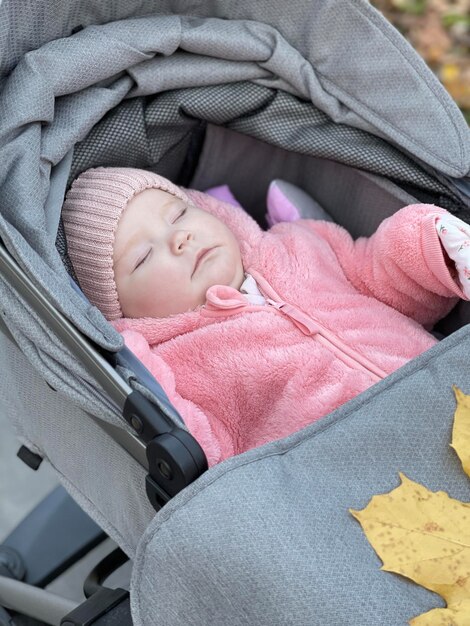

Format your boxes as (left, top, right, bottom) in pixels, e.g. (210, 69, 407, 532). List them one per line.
(451, 386, 470, 476)
(350, 388, 470, 625)
(351, 474, 470, 606)
(410, 599, 470, 625)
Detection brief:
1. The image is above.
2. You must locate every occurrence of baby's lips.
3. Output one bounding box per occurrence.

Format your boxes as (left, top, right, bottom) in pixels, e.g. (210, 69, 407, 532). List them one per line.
(205, 285, 249, 310)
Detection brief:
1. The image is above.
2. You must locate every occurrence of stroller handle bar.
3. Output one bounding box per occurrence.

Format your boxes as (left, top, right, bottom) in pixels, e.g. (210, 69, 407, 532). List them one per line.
(0, 241, 134, 408)
(0, 574, 78, 625)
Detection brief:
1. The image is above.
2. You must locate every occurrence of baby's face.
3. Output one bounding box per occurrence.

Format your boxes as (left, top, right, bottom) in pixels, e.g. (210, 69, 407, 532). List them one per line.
(113, 188, 244, 318)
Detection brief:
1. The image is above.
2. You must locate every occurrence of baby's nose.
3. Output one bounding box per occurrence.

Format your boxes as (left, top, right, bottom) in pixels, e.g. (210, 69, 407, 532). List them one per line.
(171, 230, 192, 253)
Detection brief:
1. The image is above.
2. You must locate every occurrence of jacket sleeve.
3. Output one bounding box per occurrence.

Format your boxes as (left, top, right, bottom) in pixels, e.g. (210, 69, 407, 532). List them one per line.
(120, 330, 222, 466)
(303, 204, 467, 328)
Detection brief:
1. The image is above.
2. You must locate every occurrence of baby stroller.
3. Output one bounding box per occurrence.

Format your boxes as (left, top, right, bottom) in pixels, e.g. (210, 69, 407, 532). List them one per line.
(1, 1, 470, 624)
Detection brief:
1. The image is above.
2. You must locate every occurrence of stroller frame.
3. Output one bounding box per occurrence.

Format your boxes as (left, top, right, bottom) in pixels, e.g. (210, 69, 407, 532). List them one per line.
(0, 240, 208, 513)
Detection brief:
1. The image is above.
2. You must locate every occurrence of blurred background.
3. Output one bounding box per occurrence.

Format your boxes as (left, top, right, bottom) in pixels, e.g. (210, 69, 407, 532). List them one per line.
(372, 0, 469, 124)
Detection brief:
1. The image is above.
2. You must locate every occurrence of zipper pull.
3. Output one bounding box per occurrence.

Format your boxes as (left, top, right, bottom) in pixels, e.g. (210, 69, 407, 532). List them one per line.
(267, 298, 320, 336)
(266, 298, 285, 310)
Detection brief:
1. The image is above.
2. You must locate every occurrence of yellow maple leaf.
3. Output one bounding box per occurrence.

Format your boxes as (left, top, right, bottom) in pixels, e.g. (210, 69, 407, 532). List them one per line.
(350, 387, 470, 625)
(410, 599, 470, 626)
(451, 386, 470, 477)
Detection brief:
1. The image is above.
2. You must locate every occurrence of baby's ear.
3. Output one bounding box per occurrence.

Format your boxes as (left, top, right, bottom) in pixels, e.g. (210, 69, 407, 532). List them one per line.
(266, 179, 334, 226)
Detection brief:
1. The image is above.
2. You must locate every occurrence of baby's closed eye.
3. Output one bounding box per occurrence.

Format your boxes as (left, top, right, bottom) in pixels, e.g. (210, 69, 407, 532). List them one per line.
(134, 248, 152, 271)
(172, 207, 187, 222)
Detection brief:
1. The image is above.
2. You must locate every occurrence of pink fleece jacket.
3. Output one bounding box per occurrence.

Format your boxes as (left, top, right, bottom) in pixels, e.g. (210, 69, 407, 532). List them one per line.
(112, 193, 466, 466)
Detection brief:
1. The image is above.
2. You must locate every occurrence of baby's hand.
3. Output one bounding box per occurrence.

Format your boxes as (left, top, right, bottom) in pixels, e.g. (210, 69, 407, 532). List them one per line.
(436, 214, 470, 299)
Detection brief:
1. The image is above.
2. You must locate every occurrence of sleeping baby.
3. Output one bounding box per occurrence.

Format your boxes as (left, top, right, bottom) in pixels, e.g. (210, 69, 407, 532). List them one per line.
(62, 167, 470, 465)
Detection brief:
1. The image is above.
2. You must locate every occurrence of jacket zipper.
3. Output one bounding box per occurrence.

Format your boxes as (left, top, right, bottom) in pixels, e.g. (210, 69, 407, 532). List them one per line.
(248, 269, 388, 383)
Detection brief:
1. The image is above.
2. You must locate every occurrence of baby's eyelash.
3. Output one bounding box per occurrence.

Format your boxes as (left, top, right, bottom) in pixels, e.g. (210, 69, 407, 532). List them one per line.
(174, 207, 187, 221)
(134, 249, 151, 270)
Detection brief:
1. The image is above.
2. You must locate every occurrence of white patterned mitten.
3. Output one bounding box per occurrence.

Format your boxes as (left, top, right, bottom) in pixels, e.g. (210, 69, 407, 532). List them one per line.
(436, 214, 470, 299)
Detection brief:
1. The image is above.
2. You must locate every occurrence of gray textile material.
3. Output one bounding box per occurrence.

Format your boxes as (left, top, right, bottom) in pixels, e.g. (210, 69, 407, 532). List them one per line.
(132, 325, 470, 625)
(0, 333, 154, 557)
(191, 123, 421, 237)
(0, 279, 123, 428)
(69, 85, 457, 200)
(45, 150, 74, 242)
(1, 1, 469, 178)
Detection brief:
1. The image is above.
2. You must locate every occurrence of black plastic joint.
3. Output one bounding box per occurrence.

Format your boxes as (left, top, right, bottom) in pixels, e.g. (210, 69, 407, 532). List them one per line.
(144, 431, 208, 511)
(60, 588, 129, 626)
(123, 389, 208, 511)
(123, 390, 172, 443)
(147, 432, 208, 493)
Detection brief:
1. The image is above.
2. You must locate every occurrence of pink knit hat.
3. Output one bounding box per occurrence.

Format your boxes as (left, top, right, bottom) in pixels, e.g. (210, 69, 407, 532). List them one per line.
(62, 167, 190, 320)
